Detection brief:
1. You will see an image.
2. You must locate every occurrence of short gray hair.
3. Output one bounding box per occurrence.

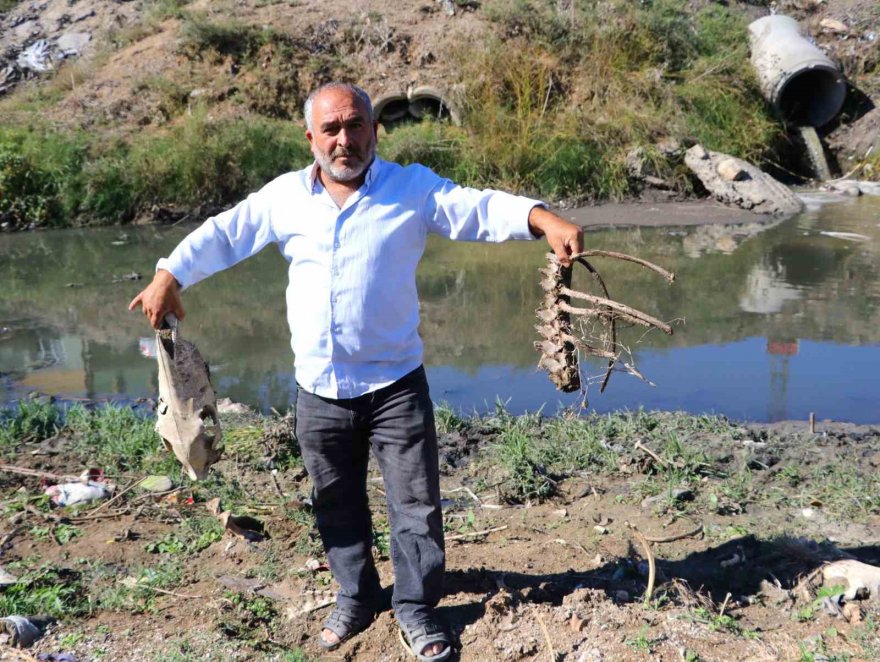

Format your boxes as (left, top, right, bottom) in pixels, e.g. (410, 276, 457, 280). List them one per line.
(304, 82, 373, 132)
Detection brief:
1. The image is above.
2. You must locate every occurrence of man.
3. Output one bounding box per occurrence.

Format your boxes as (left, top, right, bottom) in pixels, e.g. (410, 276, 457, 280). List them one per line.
(130, 82, 582, 660)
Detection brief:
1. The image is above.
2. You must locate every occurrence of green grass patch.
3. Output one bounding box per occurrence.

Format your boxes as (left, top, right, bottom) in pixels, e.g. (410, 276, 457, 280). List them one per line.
(97, 561, 184, 614)
(0, 110, 312, 228)
(0, 397, 62, 451)
(0, 564, 89, 618)
(65, 403, 180, 476)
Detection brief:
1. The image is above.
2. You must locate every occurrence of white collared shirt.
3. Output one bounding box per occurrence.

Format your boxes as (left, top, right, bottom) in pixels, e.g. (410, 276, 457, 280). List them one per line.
(157, 158, 540, 399)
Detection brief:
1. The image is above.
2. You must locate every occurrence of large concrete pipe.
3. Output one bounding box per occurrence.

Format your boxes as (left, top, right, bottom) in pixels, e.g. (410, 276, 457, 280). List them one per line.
(748, 15, 847, 127)
(373, 86, 460, 128)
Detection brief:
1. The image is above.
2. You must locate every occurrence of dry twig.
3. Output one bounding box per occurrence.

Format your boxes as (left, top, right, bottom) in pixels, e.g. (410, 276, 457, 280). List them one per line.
(643, 521, 704, 544)
(535, 609, 557, 662)
(445, 525, 508, 541)
(626, 522, 656, 605)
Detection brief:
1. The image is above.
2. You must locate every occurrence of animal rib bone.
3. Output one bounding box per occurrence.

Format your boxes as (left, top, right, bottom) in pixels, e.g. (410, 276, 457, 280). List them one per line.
(534, 252, 675, 396)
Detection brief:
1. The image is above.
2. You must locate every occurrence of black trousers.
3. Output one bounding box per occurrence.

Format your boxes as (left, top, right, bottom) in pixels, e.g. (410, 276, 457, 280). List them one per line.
(295, 366, 444, 623)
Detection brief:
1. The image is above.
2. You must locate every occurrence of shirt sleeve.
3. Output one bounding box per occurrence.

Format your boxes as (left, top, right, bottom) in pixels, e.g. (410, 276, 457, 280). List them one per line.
(422, 172, 544, 242)
(155, 187, 278, 290)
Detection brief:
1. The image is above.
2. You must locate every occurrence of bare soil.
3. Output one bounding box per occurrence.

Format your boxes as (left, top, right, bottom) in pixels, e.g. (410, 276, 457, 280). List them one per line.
(2, 413, 879, 661)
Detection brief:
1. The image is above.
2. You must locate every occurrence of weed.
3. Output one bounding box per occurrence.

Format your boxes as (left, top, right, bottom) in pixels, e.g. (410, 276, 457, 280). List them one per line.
(798, 462, 880, 520)
(66, 403, 179, 476)
(97, 562, 183, 613)
(0, 397, 62, 450)
(217, 590, 280, 646)
(144, 516, 223, 555)
(56, 523, 84, 545)
(372, 516, 391, 559)
(0, 564, 89, 618)
(493, 414, 555, 502)
(144, 533, 189, 555)
(434, 402, 466, 435)
(625, 624, 654, 653)
(59, 631, 85, 647)
(0, 112, 312, 227)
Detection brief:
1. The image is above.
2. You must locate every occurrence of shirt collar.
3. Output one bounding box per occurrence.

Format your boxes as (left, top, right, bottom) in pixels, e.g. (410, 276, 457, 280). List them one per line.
(309, 157, 381, 195)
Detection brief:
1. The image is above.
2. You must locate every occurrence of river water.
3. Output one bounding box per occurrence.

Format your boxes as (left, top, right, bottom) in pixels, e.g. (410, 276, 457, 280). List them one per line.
(1, 194, 878, 423)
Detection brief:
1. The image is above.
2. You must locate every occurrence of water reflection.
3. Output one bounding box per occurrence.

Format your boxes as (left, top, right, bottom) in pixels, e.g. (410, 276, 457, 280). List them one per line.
(1, 195, 878, 422)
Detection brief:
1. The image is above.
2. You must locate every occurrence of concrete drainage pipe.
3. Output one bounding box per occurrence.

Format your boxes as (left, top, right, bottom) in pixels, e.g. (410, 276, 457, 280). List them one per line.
(748, 15, 847, 127)
(373, 86, 459, 128)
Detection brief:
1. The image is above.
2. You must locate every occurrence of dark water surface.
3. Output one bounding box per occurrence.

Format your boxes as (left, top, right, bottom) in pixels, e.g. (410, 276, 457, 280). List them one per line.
(2, 194, 879, 423)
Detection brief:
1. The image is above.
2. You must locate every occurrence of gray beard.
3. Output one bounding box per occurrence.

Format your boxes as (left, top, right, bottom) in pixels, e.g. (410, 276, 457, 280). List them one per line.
(315, 142, 376, 184)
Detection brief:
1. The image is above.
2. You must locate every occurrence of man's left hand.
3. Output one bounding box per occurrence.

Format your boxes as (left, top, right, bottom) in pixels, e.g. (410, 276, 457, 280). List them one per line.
(528, 206, 583, 267)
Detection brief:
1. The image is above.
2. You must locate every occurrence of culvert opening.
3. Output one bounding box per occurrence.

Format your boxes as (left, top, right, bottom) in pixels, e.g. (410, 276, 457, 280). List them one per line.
(374, 89, 456, 129)
(778, 67, 847, 128)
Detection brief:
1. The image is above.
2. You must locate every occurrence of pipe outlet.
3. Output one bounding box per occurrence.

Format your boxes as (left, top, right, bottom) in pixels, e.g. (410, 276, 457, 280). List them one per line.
(373, 86, 459, 128)
(748, 15, 847, 127)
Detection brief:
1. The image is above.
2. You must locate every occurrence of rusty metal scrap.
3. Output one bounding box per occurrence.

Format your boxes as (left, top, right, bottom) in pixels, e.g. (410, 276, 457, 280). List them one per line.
(534, 251, 675, 395)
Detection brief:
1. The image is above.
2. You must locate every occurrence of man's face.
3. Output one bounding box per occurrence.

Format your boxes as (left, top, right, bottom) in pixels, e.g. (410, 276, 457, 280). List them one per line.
(306, 88, 377, 184)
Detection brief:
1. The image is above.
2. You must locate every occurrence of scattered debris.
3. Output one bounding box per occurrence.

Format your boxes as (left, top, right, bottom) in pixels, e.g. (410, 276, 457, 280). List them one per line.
(819, 230, 871, 242)
(0, 565, 18, 586)
(216, 398, 251, 415)
(684, 145, 804, 215)
(44, 481, 110, 506)
(641, 488, 694, 510)
(111, 272, 141, 282)
(0, 615, 44, 648)
(138, 475, 174, 493)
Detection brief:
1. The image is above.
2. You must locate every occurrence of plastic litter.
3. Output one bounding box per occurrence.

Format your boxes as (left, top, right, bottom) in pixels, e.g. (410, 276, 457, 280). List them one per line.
(44, 481, 110, 506)
(16, 40, 53, 72)
(37, 653, 79, 662)
(0, 615, 42, 648)
(0, 565, 18, 586)
(138, 475, 173, 493)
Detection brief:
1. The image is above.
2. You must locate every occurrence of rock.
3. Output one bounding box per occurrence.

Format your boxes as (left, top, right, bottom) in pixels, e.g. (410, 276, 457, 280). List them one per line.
(216, 398, 251, 415)
(570, 613, 589, 632)
(684, 145, 804, 215)
(641, 487, 693, 509)
(842, 602, 863, 623)
(828, 181, 862, 197)
(56, 32, 91, 56)
(819, 18, 849, 34)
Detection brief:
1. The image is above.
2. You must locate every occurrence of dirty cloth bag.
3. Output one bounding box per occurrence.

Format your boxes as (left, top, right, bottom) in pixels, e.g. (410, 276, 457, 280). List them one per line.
(155, 314, 222, 480)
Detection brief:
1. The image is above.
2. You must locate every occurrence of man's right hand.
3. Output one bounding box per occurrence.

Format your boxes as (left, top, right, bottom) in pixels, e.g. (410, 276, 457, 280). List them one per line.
(128, 269, 185, 329)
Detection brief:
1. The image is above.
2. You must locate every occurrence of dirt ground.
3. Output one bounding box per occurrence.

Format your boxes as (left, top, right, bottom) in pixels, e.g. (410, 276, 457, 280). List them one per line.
(1, 407, 879, 661)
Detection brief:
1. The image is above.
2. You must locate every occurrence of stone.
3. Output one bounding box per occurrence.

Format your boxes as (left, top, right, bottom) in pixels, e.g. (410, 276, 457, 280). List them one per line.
(570, 613, 589, 632)
(819, 18, 849, 34)
(56, 32, 91, 56)
(685, 145, 804, 215)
